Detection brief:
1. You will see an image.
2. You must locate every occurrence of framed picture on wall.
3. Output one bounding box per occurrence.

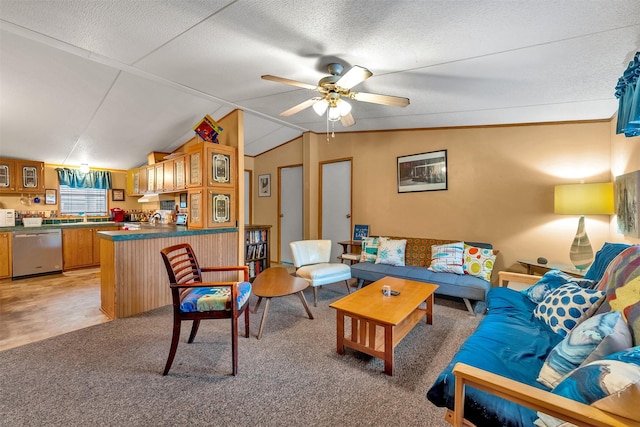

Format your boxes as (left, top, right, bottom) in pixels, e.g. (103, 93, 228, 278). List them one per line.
(258, 174, 271, 197)
(615, 170, 640, 237)
(45, 189, 57, 205)
(112, 188, 125, 201)
(397, 149, 448, 193)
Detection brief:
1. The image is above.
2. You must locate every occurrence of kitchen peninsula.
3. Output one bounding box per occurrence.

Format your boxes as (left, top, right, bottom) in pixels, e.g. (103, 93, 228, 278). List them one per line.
(98, 227, 239, 319)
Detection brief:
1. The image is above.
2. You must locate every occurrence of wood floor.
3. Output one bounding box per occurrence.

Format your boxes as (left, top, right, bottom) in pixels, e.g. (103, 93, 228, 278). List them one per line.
(0, 263, 298, 352)
(0, 268, 110, 352)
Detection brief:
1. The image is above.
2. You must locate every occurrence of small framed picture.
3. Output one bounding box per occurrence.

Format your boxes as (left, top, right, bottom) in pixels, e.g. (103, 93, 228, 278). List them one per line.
(258, 174, 271, 197)
(353, 224, 369, 241)
(112, 188, 125, 201)
(45, 189, 57, 205)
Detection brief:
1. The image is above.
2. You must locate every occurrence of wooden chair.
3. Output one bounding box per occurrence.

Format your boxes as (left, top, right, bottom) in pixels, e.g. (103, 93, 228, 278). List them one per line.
(289, 240, 352, 306)
(160, 243, 251, 376)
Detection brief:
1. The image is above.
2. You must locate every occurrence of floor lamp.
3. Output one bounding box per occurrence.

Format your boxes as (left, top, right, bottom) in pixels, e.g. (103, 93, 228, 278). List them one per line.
(554, 182, 614, 271)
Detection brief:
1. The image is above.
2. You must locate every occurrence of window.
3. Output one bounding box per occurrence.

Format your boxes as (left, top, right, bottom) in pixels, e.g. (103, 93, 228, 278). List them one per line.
(59, 185, 107, 215)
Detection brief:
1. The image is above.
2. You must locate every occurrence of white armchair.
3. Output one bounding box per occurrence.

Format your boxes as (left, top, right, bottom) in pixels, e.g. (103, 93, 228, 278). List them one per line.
(289, 240, 352, 306)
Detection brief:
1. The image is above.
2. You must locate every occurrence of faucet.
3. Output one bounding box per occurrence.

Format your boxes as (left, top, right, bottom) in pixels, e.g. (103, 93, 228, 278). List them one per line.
(150, 213, 162, 225)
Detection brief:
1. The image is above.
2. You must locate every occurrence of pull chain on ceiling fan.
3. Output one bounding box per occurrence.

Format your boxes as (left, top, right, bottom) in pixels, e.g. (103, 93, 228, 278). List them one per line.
(261, 63, 410, 130)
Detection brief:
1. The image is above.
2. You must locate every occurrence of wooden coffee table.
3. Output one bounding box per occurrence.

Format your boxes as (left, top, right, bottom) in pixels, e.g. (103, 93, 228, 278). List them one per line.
(329, 276, 438, 375)
(252, 267, 314, 339)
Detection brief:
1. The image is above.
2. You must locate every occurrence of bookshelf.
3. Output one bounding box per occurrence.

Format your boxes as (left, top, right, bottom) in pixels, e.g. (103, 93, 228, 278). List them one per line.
(244, 225, 271, 281)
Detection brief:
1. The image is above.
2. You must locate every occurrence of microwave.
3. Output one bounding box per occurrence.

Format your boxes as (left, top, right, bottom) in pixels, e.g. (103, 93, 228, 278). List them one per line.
(0, 209, 16, 227)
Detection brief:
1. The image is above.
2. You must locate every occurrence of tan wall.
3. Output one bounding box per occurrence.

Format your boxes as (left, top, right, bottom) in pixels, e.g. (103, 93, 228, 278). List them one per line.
(246, 137, 303, 261)
(254, 120, 632, 276)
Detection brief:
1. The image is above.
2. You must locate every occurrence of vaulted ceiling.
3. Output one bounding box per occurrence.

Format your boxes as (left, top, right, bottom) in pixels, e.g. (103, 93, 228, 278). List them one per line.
(1, 1, 638, 171)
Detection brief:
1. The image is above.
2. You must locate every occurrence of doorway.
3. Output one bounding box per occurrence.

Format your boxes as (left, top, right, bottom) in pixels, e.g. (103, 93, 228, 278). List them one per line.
(320, 159, 352, 262)
(279, 165, 303, 264)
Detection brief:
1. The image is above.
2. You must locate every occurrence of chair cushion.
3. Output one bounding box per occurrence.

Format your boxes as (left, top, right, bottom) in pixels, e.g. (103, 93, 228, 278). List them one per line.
(180, 281, 252, 312)
(297, 263, 351, 287)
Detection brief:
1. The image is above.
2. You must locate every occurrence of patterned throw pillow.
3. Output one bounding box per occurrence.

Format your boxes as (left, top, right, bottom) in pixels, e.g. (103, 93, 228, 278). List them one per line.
(537, 311, 632, 388)
(523, 269, 597, 304)
(428, 242, 464, 275)
(374, 239, 407, 266)
(536, 346, 640, 426)
(609, 276, 640, 346)
(360, 236, 386, 262)
(533, 284, 605, 337)
(462, 244, 496, 282)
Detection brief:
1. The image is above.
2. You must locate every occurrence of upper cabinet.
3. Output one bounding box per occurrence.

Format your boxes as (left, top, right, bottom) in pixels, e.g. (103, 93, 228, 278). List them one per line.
(0, 158, 44, 193)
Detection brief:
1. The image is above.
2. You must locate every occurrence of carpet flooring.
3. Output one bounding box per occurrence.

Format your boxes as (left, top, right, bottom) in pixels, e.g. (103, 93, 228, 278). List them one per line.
(0, 287, 481, 426)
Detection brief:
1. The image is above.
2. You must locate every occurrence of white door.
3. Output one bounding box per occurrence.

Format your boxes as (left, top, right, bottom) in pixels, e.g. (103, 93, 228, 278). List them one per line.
(280, 166, 303, 264)
(321, 160, 351, 262)
(244, 170, 251, 224)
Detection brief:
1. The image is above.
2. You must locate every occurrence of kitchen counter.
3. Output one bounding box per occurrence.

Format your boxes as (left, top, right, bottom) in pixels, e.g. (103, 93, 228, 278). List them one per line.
(97, 225, 236, 241)
(0, 221, 120, 232)
(98, 225, 240, 319)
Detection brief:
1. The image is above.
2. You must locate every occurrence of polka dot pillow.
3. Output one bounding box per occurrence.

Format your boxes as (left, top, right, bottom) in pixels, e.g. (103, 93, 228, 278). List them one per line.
(533, 283, 605, 337)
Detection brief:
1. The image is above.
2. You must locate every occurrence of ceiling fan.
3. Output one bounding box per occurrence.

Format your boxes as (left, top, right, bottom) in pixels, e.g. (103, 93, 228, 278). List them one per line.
(262, 63, 410, 127)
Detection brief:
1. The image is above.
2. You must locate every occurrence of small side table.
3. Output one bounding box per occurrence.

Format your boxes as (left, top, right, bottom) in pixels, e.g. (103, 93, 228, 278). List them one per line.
(252, 267, 314, 339)
(517, 259, 586, 278)
(337, 240, 362, 264)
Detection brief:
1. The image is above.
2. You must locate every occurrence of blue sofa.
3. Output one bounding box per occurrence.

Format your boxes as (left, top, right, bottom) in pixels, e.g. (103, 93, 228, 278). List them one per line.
(350, 237, 495, 314)
(426, 243, 639, 426)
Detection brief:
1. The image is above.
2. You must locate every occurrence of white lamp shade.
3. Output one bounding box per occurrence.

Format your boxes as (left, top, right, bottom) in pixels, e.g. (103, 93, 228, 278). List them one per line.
(554, 182, 614, 215)
(328, 106, 341, 121)
(337, 99, 351, 115)
(312, 99, 328, 116)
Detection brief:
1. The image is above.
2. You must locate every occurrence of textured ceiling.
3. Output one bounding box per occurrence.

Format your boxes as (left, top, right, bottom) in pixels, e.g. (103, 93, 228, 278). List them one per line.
(0, 0, 638, 170)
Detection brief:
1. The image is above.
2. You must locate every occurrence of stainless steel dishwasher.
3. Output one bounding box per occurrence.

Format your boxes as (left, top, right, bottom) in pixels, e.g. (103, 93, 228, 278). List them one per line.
(12, 229, 63, 278)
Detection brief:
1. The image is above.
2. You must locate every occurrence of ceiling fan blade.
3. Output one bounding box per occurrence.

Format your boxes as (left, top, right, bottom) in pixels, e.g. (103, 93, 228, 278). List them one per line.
(340, 112, 355, 127)
(261, 75, 318, 90)
(279, 98, 321, 116)
(335, 65, 372, 89)
(351, 91, 410, 107)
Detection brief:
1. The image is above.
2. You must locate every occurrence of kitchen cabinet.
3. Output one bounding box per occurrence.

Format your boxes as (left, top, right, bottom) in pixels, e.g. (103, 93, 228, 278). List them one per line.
(163, 159, 174, 192)
(16, 160, 45, 193)
(0, 158, 44, 193)
(155, 163, 164, 192)
(63, 226, 118, 270)
(138, 166, 148, 194)
(0, 231, 12, 279)
(173, 155, 186, 190)
(0, 158, 16, 192)
(145, 165, 155, 193)
(206, 186, 236, 228)
(126, 168, 140, 196)
(187, 189, 204, 228)
(186, 147, 203, 187)
(186, 143, 237, 229)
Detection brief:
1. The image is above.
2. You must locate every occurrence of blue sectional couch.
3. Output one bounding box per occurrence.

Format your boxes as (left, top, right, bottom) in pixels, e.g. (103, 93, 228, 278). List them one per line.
(350, 237, 496, 314)
(427, 243, 640, 426)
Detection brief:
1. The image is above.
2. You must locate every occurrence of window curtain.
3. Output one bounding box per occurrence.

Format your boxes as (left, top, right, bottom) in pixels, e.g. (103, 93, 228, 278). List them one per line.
(56, 168, 112, 189)
(615, 51, 640, 137)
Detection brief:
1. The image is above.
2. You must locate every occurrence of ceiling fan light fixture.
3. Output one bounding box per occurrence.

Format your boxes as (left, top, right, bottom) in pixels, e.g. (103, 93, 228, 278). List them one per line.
(328, 106, 341, 121)
(337, 99, 351, 116)
(313, 99, 329, 116)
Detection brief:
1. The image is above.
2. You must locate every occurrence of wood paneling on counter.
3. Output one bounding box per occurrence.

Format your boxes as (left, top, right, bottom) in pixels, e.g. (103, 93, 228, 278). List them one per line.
(100, 232, 238, 319)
